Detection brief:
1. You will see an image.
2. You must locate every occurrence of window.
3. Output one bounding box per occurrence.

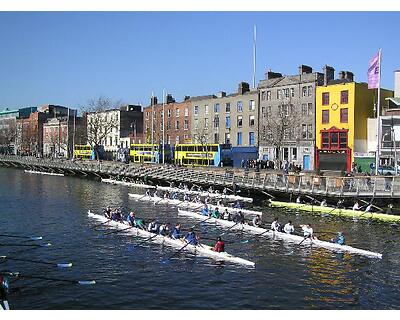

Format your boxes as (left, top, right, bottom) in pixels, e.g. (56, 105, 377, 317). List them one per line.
(340, 108, 348, 123)
(249, 115, 255, 126)
(267, 91, 271, 100)
(184, 119, 189, 130)
(249, 100, 255, 111)
(225, 133, 231, 144)
(292, 148, 297, 160)
(225, 116, 231, 128)
(160, 122, 164, 130)
(284, 88, 290, 98)
(308, 85, 312, 96)
(237, 132, 242, 146)
(214, 103, 220, 113)
(175, 136, 180, 144)
(214, 133, 219, 144)
(213, 115, 219, 128)
(175, 108, 180, 117)
(277, 89, 282, 99)
(322, 110, 329, 123)
(283, 128, 290, 140)
(290, 88, 295, 98)
(237, 115, 243, 127)
(237, 101, 243, 112)
(261, 107, 266, 117)
(184, 107, 189, 117)
(302, 86, 307, 97)
(249, 132, 255, 146)
(322, 132, 329, 149)
(226, 102, 230, 113)
(167, 120, 171, 130)
(261, 91, 266, 101)
(301, 104, 308, 116)
(339, 132, 347, 148)
(175, 120, 180, 130)
(341, 90, 349, 104)
(205, 118, 209, 128)
(194, 118, 199, 129)
(167, 109, 171, 118)
(308, 103, 312, 115)
(205, 105, 209, 115)
(146, 112, 149, 119)
(194, 106, 199, 116)
(267, 106, 272, 116)
(331, 132, 339, 148)
(307, 124, 313, 139)
(322, 92, 330, 105)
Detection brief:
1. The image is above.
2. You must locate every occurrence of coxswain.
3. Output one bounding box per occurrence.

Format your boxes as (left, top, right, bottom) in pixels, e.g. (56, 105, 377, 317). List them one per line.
(104, 206, 112, 219)
(184, 228, 199, 245)
(284, 220, 294, 234)
(252, 215, 262, 227)
(233, 211, 245, 223)
(148, 220, 160, 233)
(201, 204, 209, 216)
(211, 207, 221, 219)
(159, 222, 171, 236)
(213, 237, 225, 252)
(223, 209, 231, 221)
(300, 223, 315, 240)
(171, 223, 181, 239)
(352, 201, 360, 211)
(296, 196, 302, 204)
(331, 232, 345, 245)
(271, 217, 281, 232)
(320, 199, 327, 207)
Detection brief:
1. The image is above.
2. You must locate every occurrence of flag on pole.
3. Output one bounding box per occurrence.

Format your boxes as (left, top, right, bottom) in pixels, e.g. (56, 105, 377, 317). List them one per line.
(368, 50, 380, 89)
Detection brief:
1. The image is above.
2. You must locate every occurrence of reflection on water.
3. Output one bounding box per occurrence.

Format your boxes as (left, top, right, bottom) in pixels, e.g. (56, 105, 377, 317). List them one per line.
(1, 167, 400, 309)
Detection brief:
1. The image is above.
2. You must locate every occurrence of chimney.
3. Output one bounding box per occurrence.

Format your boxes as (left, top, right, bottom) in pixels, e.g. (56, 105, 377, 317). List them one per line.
(323, 65, 335, 86)
(238, 82, 250, 94)
(166, 94, 175, 104)
(338, 71, 346, 80)
(266, 70, 282, 79)
(217, 91, 226, 98)
(298, 65, 313, 75)
(183, 95, 191, 101)
(344, 71, 354, 82)
(150, 96, 158, 106)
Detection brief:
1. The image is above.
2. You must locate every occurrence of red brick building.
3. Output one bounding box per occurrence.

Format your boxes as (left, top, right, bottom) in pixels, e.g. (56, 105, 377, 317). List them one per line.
(143, 94, 192, 145)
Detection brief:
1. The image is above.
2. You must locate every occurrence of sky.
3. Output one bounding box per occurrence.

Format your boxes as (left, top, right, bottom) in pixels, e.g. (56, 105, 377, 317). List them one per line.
(0, 11, 399, 111)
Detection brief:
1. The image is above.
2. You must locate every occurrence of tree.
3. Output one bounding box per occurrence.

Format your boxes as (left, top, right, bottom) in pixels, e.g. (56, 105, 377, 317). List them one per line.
(193, 122, 212, 165)
(84, 96, 123, 159)
(0, 119, 16, 154)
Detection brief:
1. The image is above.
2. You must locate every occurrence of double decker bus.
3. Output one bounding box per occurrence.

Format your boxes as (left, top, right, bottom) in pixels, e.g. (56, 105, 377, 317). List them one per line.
(73, 145, 95, 160)
(130, 144, 173, 163)
(174, 144, 232, 167)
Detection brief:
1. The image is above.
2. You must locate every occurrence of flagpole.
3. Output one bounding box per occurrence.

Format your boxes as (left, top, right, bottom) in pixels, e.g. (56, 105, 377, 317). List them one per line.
(375, 49, 382, 175)
(151, 91, 154, 164)
(162, 89, 165, 164)
(252, 25, 257, 89)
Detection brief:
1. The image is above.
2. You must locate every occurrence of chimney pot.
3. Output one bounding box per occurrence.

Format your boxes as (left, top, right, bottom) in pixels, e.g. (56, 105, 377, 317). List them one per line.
(323, 65, 335, 86)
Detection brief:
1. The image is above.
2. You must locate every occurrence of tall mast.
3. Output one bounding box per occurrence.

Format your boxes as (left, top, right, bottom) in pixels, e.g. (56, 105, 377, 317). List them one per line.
(375, 49, 382, 175)
(252, 24, 257, 89)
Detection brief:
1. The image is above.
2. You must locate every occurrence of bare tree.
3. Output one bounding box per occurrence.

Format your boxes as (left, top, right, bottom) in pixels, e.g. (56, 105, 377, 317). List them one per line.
(193, 123, 212, 165)
(0, 119, 17, 154)
(83, 96, 123, 159)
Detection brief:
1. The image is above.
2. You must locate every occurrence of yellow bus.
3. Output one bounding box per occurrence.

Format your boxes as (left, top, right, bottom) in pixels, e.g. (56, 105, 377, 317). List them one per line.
(174, 144, 221, 166)
(130, 144, 173, 163)
(74, 145, 95, 160)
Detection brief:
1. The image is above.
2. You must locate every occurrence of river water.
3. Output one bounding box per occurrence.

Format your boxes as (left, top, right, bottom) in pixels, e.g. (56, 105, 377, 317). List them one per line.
(1, 167, 400, 309)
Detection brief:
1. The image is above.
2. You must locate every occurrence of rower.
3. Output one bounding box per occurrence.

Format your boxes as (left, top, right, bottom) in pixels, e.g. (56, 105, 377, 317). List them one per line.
(205, 196, 211, 205)
(223, 187, 228, 195)
(164, 192, 170, 199)
(365, 203, 373, 212)
(233, 211, 245, 223)
(320, 199, 327, 207)
(127, 212, 136, 226)
(216, 199, 224, 207)
(178, 183, 184, 189)
(134, 217, 146, 230)
(270, 217, 281, 232)
(171, 223, 181, 239)
(148, 220, 160, 233)
(213, 237, 225, 252)
(159, 222, 171, 236)
(211, 207, 221, 219)
(201, 204, 209, 216)
(233, 200, 243, 209)
(223, 209, 231, 221)
(183, 193, 190, 202)
(111, 209, 123, 222)
(296, 196, 302, 204)
(145, 189, 151, 197)
(172, 192, 179, 200)
(284, 220, 294, 234)
(252, 215, 262, 227)
(331, 232, 345, 245)
(387, 203, 394, 214)
(352, 201, 360, 211)
(300, 223, 315, 240)
(190, 185, 196, 191)
(208, 186, 214, 193)
(104, 206, 112, 219)
(0, 275, 9, 308)
(184, 228, 199, 245)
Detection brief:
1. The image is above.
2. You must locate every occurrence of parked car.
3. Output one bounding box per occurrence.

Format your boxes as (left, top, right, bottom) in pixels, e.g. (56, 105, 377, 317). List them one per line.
(377, 166, 397, 175)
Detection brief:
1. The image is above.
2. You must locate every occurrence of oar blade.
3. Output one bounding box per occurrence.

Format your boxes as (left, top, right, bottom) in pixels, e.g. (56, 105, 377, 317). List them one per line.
(78, 280, 96, 285)
(41, 243, 52, 247)
(57, 263, 73, 268)
(30, 236, 43, 241)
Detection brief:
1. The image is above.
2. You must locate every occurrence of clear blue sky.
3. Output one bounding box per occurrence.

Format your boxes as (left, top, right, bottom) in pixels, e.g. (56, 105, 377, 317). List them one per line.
(0, 11, 399, 110)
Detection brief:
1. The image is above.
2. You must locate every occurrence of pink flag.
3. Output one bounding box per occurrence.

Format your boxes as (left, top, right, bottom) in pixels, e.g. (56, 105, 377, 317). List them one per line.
(368, 51, 380, 89)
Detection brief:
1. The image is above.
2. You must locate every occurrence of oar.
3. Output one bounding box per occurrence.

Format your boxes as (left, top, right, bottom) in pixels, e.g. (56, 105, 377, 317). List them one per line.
(359, 199, 383, 212)
(0, 256, 72, 268)
(92, 219, 112, 229)
(191, 216, 212, 229)
(133, 233, 159, 247)
(103, 225, 133, 235)
(1, 272, 95, 285)
(161, 242, 191, 264)
(136, 194, 148, 202)
(220, 221, 242, 236)
(305, 195, 321, 204)
(154, 197, 165, 205)
(0, 242, 52, 248)
(298, 235, 311, 246)
(0, 234, 43, 241)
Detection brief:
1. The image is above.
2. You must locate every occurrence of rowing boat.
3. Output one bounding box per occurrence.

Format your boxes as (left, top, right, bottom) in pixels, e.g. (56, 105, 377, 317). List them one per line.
(24, 170, 64, 177)
(0, 300, 9, 310)
(157, 185, 253, 203)
(128, 193, 262, 216)
(270, 200, 400, 223)
(101, 178, 156, 189)
(177, 209, 383, 259)
(87, 210, 255, 267)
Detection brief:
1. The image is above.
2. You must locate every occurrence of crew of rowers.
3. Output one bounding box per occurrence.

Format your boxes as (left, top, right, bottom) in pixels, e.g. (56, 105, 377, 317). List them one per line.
(295, 196, 377, 213)
(103, 207, 225, 252)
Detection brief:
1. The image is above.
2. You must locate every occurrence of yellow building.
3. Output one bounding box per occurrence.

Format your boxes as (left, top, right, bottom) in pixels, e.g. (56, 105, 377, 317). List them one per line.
(316, 74, 393, 172)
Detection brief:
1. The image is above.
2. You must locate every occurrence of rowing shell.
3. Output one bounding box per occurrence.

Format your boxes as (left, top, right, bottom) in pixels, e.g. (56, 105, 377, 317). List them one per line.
(101, 179, 156, 189)
(177, 209, 383, 259)
(270, 200, 400, 223)
(87, 210, 255, 267)
(0, 300, 10, 310)
(128, 193, 262, 216)
(157, 185, 253, 203)
(24, 170, 64, 177)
